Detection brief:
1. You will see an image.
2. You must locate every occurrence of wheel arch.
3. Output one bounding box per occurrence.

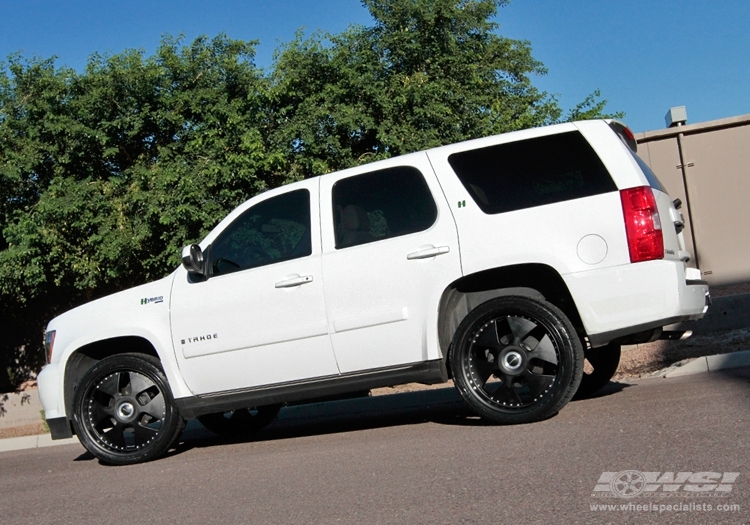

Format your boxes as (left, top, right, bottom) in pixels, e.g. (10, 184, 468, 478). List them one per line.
(63, 336, 160, 420)
(437, 263, 584, 361)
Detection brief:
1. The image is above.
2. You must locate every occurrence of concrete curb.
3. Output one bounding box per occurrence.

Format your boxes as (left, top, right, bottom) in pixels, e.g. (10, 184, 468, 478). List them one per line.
(663, 349, 750, 377)
(0, 433, 80, 453)
(0, 418, 218, 455)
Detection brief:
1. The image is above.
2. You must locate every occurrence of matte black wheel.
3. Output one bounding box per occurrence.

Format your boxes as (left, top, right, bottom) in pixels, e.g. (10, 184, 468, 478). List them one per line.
(574, 341, 621, 399)
(197, 405, 282, 437)
(450, 296, 583, 424)
(72, 354, 185, 466)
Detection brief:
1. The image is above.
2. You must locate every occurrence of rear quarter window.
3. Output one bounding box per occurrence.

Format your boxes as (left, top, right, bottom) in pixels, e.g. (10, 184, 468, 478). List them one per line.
(448, 131, 617, 214)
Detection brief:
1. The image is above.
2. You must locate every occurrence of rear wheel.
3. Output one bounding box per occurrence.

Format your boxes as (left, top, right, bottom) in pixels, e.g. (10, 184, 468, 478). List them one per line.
(450, 296, 583, 424)
(574, 341, 621, 399)
(197, 405, 282, 437)
(72, 354, 184, 465)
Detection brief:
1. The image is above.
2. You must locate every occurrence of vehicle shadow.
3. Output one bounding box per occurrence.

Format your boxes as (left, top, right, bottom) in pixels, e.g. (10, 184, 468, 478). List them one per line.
(172, 387, 484, 453)
(74, 450, 96, 462)
(172, 378, 635, 457)
(571, 380, 633, 401)
(74, 392, 475, 464)
(77, 379, 642, 463)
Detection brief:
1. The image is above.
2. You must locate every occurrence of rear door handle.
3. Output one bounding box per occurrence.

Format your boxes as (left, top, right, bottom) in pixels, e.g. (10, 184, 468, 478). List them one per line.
(406, 246, 450, 260)
(275, 275, 314, 288)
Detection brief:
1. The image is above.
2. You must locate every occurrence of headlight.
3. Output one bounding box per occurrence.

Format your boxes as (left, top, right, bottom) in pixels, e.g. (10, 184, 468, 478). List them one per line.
(44, 330, 56, 364)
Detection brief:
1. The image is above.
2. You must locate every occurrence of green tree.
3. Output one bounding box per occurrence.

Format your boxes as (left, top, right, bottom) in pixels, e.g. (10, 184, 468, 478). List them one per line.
(268, 0, 620, 176)
(0, 1, 621, 391)
(0, 35, 277, 390)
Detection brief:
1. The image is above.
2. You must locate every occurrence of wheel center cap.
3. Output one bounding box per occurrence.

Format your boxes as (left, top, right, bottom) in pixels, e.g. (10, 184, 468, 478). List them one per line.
(499, 346, 527, 375)
(117, 401, 136, 421)
(503, 351, 523, 370)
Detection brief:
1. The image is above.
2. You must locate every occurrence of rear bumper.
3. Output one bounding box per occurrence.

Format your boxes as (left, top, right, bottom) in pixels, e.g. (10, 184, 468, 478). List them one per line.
(563, 260, 709, 346)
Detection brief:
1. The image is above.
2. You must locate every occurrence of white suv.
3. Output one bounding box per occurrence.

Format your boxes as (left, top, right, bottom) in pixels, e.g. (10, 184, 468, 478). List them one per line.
(38, 120, 709, 464)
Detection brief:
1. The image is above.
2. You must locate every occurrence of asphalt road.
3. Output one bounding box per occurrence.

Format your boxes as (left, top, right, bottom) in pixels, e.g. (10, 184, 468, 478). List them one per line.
(1, 368, 748, 525)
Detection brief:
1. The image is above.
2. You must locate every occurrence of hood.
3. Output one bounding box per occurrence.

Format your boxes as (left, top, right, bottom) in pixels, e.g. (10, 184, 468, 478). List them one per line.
(46, 273, 176, 363)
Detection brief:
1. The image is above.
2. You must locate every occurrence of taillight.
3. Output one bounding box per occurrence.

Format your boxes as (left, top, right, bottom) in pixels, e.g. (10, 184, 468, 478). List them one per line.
(620, 186, 664, 263)
(621, 126, 635, 143)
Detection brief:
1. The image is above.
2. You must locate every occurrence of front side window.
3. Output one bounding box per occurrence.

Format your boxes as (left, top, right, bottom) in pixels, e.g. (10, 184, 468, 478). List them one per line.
(210, 189, 311, 276)
(332, 166, 438, 249)
(448, 131, 617, 214)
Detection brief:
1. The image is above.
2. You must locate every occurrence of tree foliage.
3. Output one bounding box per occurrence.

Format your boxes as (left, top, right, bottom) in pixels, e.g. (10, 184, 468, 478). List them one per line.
(269, 0, 573, 175)
(0, 0, 620, 391)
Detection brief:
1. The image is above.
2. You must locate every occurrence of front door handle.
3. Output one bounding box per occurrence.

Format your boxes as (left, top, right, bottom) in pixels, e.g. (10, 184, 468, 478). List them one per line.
(275, 274, 314, 288)
(406, 245, 450, 260)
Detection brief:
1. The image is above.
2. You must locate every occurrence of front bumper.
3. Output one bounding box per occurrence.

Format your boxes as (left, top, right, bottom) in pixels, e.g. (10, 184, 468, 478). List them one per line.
(37, 362, 73, 440)
(47, 417, 73, 439)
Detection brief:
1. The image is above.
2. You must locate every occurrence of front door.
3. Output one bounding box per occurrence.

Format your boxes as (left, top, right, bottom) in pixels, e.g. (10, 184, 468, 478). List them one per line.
(170, 180, 339, 395)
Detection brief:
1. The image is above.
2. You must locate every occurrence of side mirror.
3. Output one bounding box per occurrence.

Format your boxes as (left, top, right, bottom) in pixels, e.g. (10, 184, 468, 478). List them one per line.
(181, 244, 206, 276)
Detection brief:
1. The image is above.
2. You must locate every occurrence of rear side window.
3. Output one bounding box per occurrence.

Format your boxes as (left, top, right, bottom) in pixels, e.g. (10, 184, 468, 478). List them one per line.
(332, 166, 437, 249)
(448, 131, 617, 214)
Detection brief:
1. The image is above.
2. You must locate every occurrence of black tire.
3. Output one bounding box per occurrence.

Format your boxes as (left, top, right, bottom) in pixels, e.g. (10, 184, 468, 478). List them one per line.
(71, 353, 185, 466)
(574, 341, 621, 399)
(197, 405, 282, 437)
(450, 295, 583, 424)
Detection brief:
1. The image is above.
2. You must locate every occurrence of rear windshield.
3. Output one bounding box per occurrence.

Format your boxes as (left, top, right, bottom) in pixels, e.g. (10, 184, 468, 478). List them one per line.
(447, 131, 617, 214)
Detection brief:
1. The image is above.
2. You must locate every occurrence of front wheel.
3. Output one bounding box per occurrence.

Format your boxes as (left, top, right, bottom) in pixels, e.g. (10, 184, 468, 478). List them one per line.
(71, 354, 185, 465)
(450, 296, 583, 424)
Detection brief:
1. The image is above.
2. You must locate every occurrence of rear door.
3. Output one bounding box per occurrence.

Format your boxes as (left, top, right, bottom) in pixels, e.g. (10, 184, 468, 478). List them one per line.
(319, 154, 462, 373)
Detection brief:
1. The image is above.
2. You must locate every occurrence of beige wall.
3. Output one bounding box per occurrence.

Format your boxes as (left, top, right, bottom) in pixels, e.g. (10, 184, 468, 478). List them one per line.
(635, 114, 750, 286)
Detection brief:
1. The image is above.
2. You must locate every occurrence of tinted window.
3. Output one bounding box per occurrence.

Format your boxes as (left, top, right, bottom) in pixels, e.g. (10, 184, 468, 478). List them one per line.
(211, 189, 311, 276)
(448, 131, 617, 214)
(332, 166, 437, 249)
